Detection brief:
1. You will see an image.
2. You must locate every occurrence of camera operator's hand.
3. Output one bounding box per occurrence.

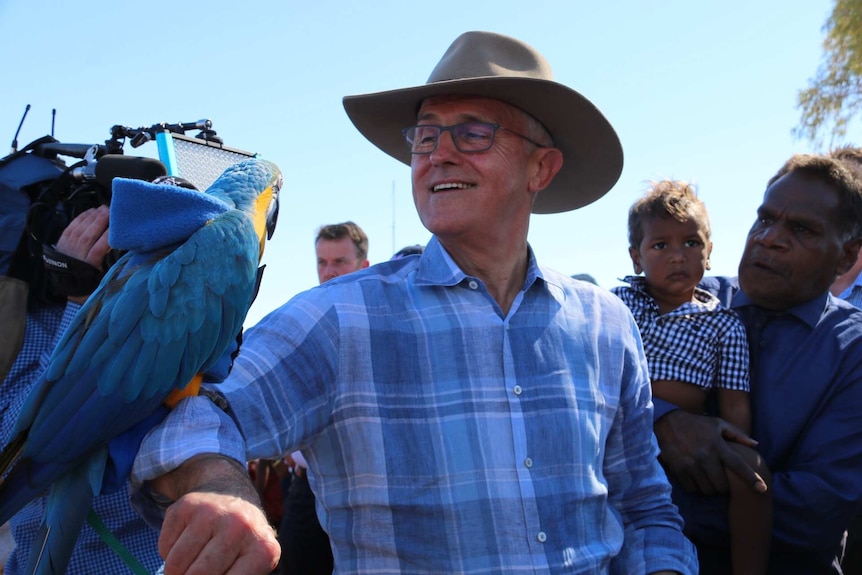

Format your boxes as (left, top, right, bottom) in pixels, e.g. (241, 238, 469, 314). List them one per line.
(55, 206, 111, 304)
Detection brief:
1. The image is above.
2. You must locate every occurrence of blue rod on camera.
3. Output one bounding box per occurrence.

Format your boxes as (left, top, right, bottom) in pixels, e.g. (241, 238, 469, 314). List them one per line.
(156, 131, 179, 176)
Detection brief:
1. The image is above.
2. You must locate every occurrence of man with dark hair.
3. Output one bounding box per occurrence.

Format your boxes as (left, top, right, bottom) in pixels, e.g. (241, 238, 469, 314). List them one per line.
(660, 154, 862, 574)
(830, 146, 862, 308)
(132, 31, 696, 575)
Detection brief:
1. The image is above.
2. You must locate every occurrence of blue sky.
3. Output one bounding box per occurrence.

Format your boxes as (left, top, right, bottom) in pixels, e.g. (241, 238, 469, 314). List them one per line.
(0, 0, 840, 326)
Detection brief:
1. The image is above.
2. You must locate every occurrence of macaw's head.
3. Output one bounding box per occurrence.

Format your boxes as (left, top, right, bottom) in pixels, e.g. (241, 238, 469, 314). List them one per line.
(206, 158, 282, 257)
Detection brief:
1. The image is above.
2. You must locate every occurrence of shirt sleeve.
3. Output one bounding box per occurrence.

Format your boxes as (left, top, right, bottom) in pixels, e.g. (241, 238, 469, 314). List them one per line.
(606, 309, 698, 575)
(129, 292, 337, 519)
(652, 396, 681, 422)
(715, 314, 750, 392)
(129, 393, 246, 525)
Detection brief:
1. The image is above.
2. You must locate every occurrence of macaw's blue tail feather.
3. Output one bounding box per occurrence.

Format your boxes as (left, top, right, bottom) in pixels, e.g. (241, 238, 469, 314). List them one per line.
(25, 448, 106, 575)
(0, 459, 52, 525)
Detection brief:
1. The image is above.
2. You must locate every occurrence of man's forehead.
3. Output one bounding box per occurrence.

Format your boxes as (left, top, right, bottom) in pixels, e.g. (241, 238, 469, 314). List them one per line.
(765, 171, 840, 204)
(418, 95, 519, 119)
(316, 237, 356, 252)
(760, 172, 841, 218)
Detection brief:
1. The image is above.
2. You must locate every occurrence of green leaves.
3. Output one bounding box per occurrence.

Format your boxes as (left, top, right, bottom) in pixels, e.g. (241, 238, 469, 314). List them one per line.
(795, 0, 862, 148)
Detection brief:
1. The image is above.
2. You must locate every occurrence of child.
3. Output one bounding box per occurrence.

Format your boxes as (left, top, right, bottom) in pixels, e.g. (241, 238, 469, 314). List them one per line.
(611, 180, 771, 575)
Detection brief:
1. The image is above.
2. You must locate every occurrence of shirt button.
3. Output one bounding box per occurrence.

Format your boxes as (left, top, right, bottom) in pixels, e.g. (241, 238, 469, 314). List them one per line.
(524, 457, 533, 468)
(513, 385, 522, 395)
(537, 531, 547, 543)
(468, 280, 478, 290)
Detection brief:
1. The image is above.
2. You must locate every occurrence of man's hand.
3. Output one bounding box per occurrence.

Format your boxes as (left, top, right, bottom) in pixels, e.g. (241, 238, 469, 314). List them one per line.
(654, 409, 766, 495)
(150, 454, 281, 575)
(55, 205, 111, 268)
(55, 206, 111, 304)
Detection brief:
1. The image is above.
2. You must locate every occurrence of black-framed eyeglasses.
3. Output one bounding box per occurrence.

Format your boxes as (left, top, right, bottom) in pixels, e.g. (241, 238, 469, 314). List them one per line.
(402, 122, 549, 154)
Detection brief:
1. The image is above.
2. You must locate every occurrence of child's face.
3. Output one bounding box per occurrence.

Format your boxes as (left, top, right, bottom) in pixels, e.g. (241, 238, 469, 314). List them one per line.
(629, 214, 712, 304)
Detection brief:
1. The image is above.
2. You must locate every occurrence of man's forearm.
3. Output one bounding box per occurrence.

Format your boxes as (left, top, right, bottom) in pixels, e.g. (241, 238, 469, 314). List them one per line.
(151, 452, 281, 574)
(149, 453, 260, 504)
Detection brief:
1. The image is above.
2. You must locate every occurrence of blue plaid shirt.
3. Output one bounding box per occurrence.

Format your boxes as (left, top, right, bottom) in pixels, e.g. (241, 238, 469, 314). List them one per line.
(1, 303, 162, 575)
(612, 276, 749, 392)
(133, 237, 697, 574)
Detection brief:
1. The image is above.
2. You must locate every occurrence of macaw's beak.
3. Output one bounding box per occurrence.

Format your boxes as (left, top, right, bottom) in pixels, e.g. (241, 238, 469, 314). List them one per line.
(266, 173, 282, 240)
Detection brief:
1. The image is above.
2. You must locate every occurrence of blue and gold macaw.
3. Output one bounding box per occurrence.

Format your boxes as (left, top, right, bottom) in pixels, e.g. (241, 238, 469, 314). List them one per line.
(0, 157, 281, 575)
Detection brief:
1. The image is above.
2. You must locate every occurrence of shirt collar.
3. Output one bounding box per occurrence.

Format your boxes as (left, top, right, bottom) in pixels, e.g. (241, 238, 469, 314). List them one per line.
(620, 275, 720, 312)
(731, 290, 828, 328)
(414, 236, 542, 293)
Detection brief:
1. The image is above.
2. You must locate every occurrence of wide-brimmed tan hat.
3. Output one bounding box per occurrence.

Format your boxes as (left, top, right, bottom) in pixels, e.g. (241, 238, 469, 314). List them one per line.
(343, 31, 623, 214)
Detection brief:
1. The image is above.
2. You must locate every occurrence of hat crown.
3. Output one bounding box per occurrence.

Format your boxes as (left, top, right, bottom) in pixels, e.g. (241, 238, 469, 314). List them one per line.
(427, 31, 554, 84)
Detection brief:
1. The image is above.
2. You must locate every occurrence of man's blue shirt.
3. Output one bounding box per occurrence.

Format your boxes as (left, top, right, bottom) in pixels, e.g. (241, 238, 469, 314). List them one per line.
(665, 276, 862, 572)
(134, 236, 697, 575)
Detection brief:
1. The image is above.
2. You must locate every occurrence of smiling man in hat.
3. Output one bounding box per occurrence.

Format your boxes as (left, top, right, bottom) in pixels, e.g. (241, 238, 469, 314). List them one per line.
(132, 31, 697, 575)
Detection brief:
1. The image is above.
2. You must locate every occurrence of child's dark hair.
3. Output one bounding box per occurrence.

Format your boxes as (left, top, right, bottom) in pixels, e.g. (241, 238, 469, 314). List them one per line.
(627, 180, 710, 248)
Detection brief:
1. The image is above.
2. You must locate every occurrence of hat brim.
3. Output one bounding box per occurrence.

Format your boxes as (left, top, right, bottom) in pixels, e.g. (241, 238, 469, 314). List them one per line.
(343, 76, 623, 214)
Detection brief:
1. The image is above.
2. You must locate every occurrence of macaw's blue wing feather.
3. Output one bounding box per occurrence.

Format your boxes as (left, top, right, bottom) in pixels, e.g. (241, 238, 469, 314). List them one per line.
(23, 447, 108, 575)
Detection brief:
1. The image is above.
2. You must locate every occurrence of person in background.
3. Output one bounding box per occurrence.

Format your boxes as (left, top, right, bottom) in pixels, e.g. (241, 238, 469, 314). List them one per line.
(657, 154, 862, 574)
(571, 272, 598, 285)
(315, 221, 369, 283)
(131, 31, 697, 575)
(389, 244, 424, 260)
(826, 145, 862, 575)
(1, 206, 163, 574)
(829, 146, 862, 308)
(612, 180, 770, 574)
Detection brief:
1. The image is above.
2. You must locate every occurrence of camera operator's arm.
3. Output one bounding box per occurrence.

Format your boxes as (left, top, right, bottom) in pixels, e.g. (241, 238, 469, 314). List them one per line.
(54, 206, 111, 305)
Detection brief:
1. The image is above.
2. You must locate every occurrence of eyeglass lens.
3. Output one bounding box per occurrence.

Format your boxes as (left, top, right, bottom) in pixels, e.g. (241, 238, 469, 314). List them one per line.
(406, 123, 496, 154)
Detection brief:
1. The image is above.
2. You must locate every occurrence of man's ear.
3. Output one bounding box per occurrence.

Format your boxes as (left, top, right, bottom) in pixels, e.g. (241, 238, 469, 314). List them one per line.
(628, 246, 643, 275)
(527, 147, 564, 193)
(837, 238, 862, 276)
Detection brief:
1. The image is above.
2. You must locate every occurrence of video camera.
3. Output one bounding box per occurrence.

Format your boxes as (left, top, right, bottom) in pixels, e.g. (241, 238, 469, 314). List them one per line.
(0, 114, 254, 303)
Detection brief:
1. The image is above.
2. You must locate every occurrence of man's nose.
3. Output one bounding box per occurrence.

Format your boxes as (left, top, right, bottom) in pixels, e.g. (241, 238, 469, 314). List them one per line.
(429, 130, 459, 163)
(754, 224, 788, 248)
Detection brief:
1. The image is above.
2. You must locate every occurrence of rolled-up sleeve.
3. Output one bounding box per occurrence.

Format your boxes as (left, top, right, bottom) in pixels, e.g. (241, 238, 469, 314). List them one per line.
(129, 394, 245, 525)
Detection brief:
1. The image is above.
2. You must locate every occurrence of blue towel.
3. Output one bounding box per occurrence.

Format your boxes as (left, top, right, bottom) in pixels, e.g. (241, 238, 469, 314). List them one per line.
(109, 178, 230, 252)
